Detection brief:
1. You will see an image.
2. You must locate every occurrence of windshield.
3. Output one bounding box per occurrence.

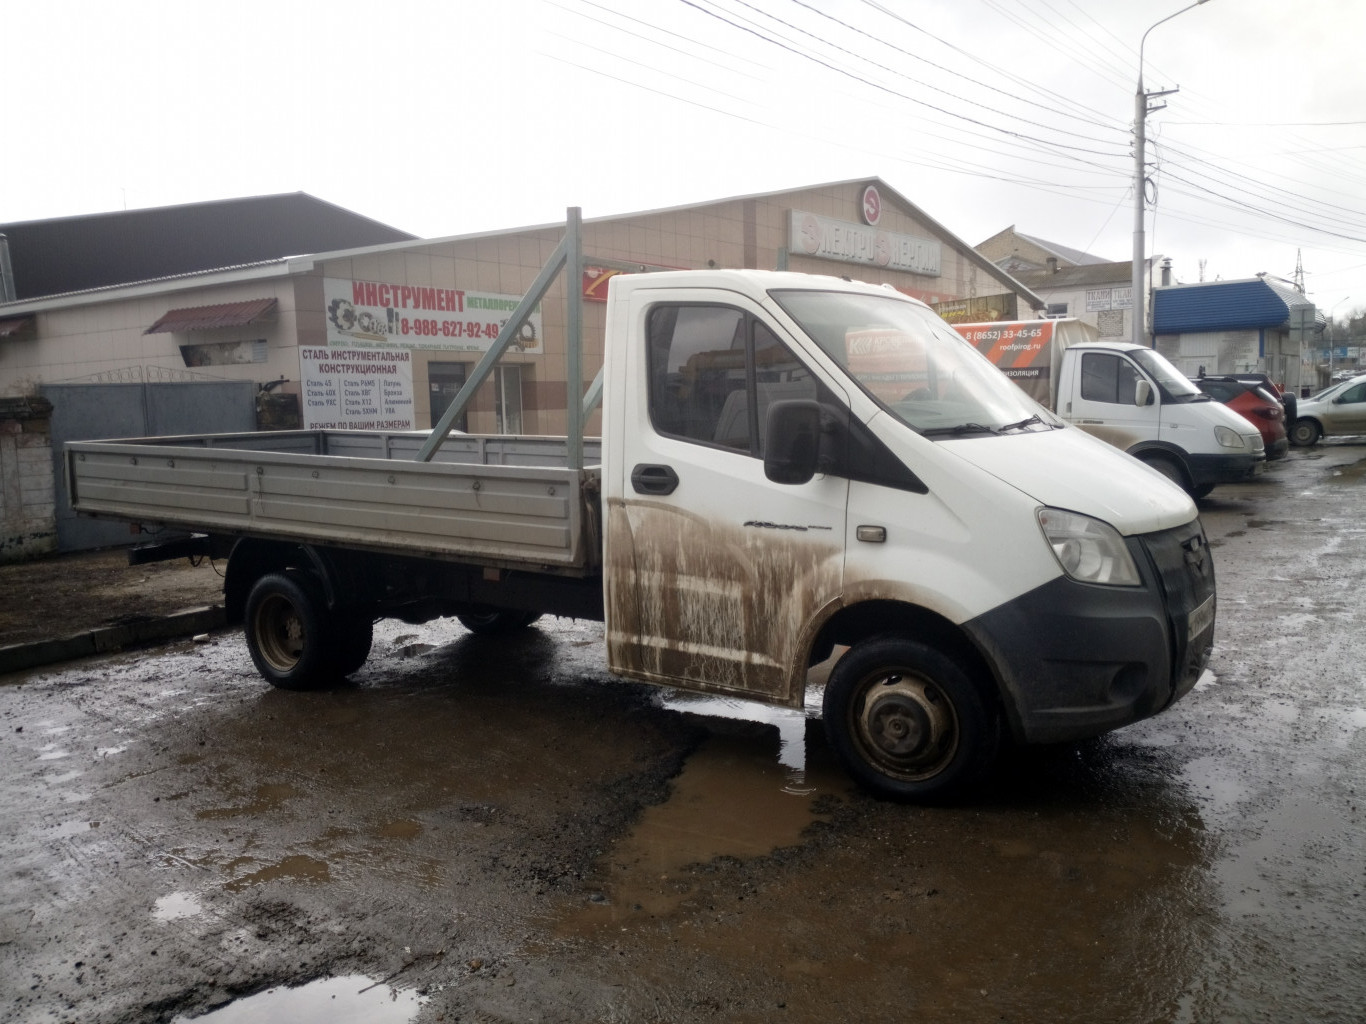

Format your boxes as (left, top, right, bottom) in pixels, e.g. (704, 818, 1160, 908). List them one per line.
(771, 289, 1057, 437)
(1310, 379, 1360, 401)
(1131, 349, 1203, 398)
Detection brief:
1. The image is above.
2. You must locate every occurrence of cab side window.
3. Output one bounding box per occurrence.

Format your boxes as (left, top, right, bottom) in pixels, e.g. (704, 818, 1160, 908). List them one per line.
(1080, 352, 1142, 405)
(1340, 383, 1366, 404)
(647, 304, 819, 456)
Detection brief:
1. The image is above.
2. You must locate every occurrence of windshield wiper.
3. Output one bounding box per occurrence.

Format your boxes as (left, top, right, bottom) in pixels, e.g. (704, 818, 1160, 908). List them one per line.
(997, 414, 1045, 433)
(920, 422, 1001, 437)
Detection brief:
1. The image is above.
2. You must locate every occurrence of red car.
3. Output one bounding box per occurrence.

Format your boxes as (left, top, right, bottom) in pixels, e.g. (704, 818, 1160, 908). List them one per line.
(1194, 375, 1289, 459)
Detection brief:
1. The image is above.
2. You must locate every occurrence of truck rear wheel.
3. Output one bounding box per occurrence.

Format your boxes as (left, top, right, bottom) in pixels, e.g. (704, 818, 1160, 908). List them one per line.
(332, 611, 374, 676)
(244, 571, 338, 690)
(456, 608, 542, 635)
(822, 636, 999, 803)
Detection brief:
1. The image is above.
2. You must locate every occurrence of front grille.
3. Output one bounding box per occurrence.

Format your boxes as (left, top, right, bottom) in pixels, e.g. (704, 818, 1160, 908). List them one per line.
(1139, 519, 1216, 693)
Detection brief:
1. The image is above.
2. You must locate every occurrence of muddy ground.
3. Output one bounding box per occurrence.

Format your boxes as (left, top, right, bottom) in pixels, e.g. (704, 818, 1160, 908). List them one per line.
(2, 444, 1365, 1023)
(0, 548, 223, 648)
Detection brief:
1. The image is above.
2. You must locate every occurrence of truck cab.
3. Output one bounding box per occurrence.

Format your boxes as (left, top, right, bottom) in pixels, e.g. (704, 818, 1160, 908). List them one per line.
(601, 271, 1215, 800)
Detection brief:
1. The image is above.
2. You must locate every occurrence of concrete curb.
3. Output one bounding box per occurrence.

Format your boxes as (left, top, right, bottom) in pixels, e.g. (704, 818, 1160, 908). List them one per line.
(0, 606, 228, 677)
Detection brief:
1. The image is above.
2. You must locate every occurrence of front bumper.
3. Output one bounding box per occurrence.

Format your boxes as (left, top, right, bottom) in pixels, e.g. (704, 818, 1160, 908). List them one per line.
(963, 518, 1216, 745)
(1188, 450, 1265, 487)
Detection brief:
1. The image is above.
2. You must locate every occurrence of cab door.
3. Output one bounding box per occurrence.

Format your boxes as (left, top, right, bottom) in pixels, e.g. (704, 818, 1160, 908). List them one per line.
(1064, 349, 1162, 450)
(603, 291, 848, 707)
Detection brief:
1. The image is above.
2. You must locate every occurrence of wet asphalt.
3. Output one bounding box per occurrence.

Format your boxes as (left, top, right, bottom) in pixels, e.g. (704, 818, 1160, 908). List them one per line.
(1, 443, 1364, 1024)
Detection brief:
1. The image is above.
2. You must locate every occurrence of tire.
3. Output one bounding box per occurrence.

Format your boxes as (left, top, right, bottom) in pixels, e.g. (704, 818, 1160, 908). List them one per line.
(1289, 419, 1321, 447)
(1192, 483, 1216, 499)
(456, 608, 542, 635)
(332, 611, 375, 676)
(1139, 453, 1189, 492)
(822, 636, 999, 803)
(244, 571, 339, 690)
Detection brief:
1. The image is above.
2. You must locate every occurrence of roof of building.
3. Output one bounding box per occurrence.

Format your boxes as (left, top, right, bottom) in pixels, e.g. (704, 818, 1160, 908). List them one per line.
(0, 193, 416, 302)
(1153, 276, 1324, 333)
(0, 178, 1045, 314)
(1011, 260, 1133, 290)
(1012, 231, 1110, 267)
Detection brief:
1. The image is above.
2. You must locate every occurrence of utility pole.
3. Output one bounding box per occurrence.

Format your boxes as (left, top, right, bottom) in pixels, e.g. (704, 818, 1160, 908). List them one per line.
(1133, 0, 1213, 347)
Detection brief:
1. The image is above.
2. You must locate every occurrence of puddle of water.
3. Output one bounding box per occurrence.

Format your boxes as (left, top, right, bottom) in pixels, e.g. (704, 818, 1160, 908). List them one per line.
(558, 731, 843, 934)
(376, 819, 423, 840)
(661, 691, 812, 774)
(1182, 755, 1250, 813)
(153, 891, 204, 922)
(170, 975, 425, 1024)
(224, 854, 331, 892)
(196, 782, 301, 820)
(660, 651, 844, 793)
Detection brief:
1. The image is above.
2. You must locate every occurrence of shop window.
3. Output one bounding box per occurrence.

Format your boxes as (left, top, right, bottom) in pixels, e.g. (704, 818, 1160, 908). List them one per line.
(495, 365, 523, 434)
(429, 362, 469, 431)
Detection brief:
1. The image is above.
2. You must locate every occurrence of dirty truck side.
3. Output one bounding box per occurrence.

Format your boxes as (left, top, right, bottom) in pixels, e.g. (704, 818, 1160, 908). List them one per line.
(66, 269, 1216, 802)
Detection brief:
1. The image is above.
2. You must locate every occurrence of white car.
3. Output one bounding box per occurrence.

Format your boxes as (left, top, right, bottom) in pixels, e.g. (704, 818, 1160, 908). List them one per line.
(1290, 374, 1366, 445)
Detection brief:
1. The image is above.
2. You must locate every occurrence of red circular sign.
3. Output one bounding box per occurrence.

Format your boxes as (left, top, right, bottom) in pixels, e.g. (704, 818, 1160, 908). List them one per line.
(861, 185, 882, 226)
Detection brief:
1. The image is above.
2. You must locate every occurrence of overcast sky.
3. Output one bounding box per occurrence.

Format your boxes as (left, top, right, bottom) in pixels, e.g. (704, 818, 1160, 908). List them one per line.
(6, 0, 1365, 317)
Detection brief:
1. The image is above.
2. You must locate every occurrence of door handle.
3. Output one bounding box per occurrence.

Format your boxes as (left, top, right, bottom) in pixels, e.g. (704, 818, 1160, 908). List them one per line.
(631, 463, 679, 495)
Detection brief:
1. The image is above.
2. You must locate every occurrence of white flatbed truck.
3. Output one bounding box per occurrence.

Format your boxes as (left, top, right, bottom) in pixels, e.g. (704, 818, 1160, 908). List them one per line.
(65, 213, 1216, 801)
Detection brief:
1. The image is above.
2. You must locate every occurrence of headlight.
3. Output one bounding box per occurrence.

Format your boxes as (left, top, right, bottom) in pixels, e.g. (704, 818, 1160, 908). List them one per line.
(1215, 425, 1246, 448)
(1037, 508, 1141, 586)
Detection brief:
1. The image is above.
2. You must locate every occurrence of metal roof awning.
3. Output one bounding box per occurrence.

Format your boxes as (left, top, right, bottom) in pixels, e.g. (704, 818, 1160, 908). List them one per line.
(144, 297, 277, 334)
(0, 315, 35, 338)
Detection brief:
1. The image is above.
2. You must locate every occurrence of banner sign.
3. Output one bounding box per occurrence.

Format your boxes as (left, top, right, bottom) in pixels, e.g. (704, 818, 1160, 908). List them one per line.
(299, 347, 415, 430)
(583, 266, 624, 302)
(789, 210, 941, 276)
(1086, 289, 1114, 312)
(953, 321, 1056, 403)
(323, 278, 542, 353)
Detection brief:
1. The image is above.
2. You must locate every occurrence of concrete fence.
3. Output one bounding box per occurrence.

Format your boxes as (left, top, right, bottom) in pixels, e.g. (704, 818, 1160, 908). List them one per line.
(0, 396, 57, 563)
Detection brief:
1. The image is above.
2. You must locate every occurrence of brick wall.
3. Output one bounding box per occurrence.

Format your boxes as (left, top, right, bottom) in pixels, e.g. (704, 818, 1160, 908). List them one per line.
(0, 397, 57, 563)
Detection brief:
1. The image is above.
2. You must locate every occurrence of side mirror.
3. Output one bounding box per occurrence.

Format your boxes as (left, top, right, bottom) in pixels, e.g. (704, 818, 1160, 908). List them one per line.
(1134, 379, 1153, 407)
(764, 400, 822, 485)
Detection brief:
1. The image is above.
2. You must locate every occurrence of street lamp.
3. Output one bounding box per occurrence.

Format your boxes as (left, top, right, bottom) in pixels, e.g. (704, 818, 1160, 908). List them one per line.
(1133, 0, 1213, 346)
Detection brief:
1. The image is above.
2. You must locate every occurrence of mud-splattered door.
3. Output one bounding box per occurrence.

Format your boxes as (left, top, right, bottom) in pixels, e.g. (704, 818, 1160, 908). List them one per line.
(604, 297, 848, 706)
(1065, 349, 1161, 449)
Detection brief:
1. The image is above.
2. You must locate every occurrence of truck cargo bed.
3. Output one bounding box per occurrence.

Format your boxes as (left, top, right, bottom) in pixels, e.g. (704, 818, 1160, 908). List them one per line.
(66, 430, 603, 572)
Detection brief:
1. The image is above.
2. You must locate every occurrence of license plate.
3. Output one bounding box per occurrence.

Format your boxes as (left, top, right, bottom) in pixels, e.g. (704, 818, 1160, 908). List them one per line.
(1187, 595, 1215, 640)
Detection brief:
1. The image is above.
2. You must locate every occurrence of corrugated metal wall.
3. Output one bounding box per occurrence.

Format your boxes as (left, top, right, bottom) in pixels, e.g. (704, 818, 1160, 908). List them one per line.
(41, 381, 256, 551)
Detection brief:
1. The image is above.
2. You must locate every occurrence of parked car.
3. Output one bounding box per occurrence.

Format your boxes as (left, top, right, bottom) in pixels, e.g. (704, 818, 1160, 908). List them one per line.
(1194, 375, 1289, 459)
(1197, 370, 1298, 423)
(1290, 374, 1366, 446)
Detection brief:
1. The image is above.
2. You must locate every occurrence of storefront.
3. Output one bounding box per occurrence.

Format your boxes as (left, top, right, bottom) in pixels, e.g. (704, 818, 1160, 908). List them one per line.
(1, 178, 1042, 439)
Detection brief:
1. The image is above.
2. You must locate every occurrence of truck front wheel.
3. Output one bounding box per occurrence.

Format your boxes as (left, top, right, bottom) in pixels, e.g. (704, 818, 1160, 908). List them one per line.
(1138, 453, 1189, 493)
(822, 636, 999, 803)
(244, 571, 338, 690)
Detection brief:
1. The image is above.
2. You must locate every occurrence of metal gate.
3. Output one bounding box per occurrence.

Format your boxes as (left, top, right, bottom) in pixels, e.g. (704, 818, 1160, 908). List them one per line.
(41, 381, 256, 551)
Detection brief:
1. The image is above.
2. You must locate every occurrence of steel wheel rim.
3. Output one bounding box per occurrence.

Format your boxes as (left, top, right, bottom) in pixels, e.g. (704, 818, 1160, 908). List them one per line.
(254, 593, 305, 672)
(850, 671, 959, 781)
